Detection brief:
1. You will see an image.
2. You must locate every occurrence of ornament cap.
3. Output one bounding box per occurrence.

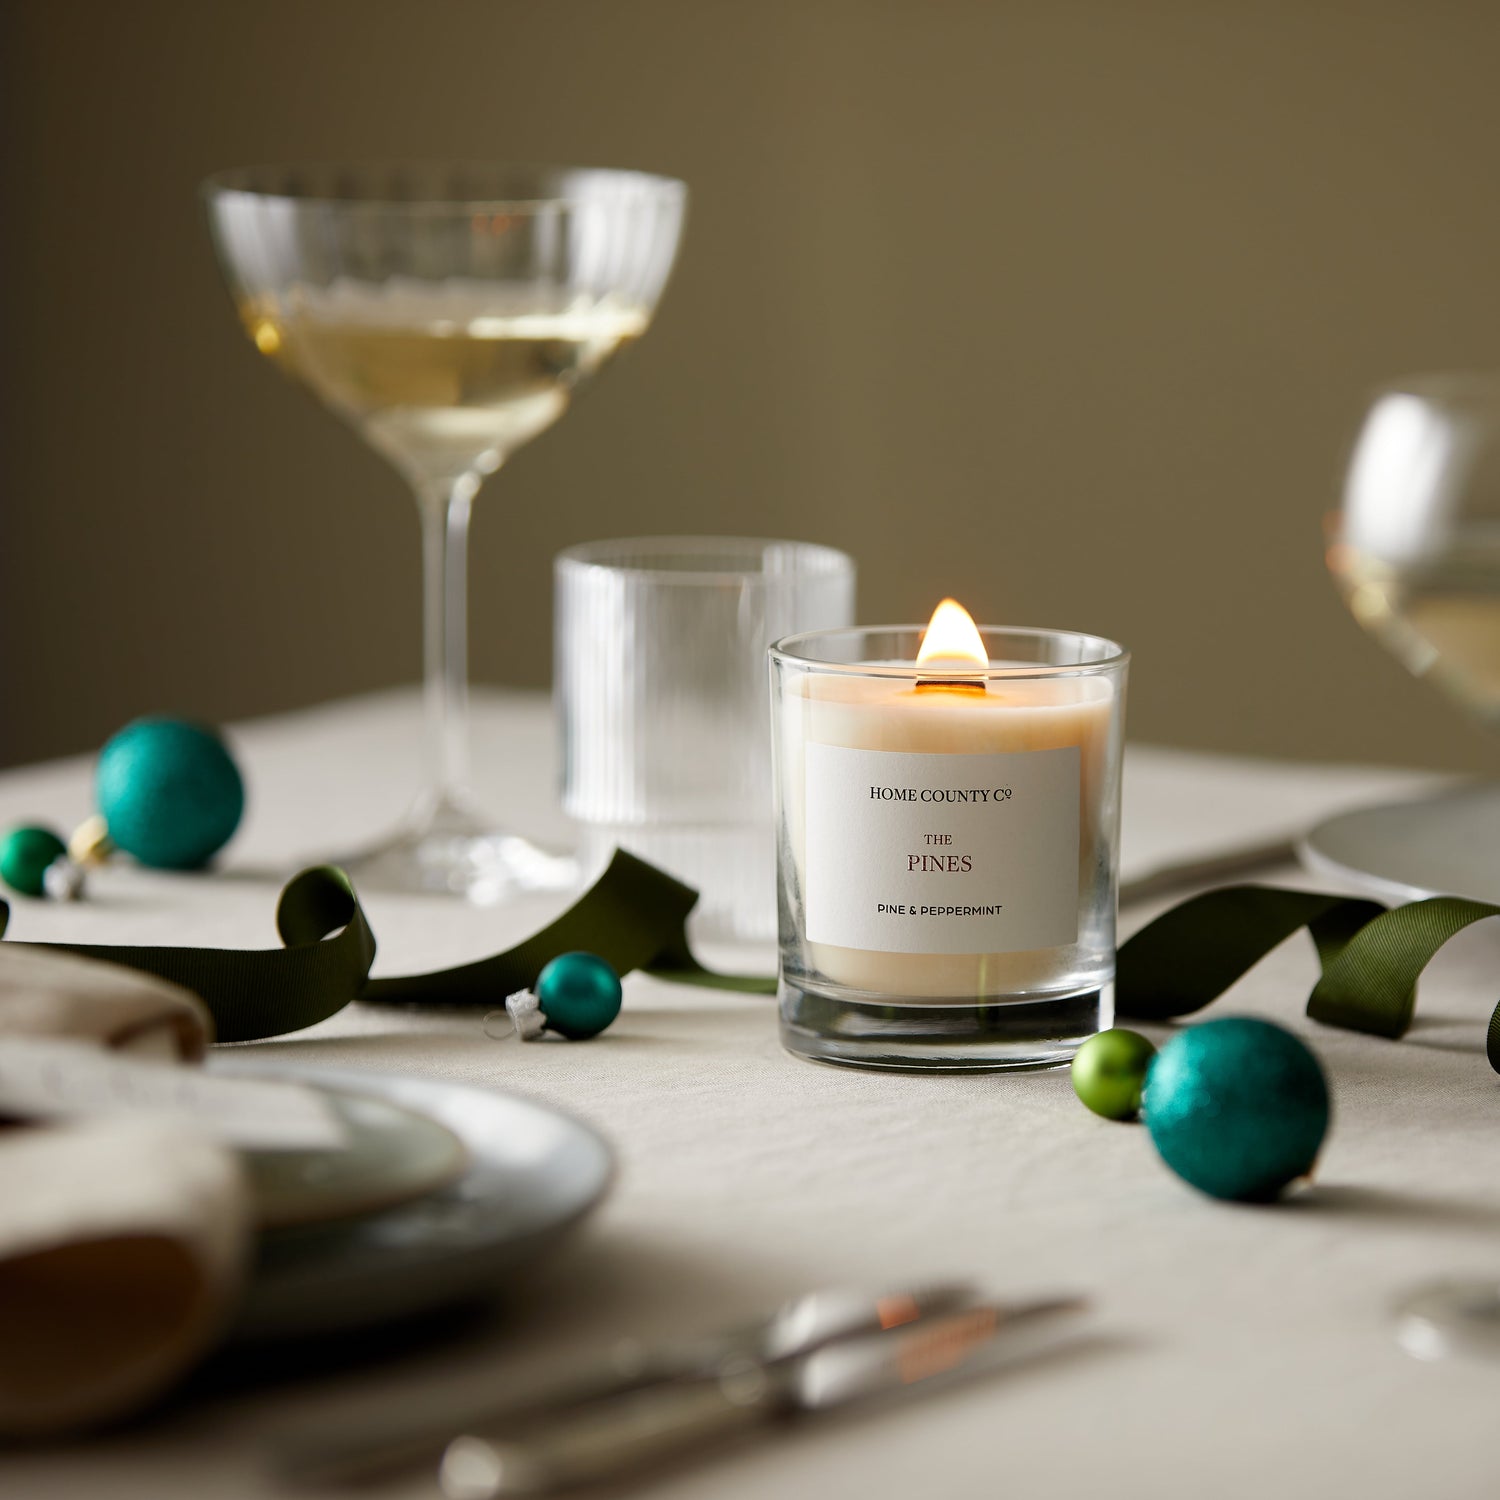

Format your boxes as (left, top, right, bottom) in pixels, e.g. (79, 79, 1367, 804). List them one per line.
(42, 859, 86, 902)
(504, 989, 547, 1041)
(68, 814, 114, 869)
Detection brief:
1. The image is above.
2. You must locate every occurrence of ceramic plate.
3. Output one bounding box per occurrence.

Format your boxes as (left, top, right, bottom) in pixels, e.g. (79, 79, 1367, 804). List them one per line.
(209, 1058, 614, 1343)
(245, 1089, 469, 1230)
(1299, 782, 1500, 903)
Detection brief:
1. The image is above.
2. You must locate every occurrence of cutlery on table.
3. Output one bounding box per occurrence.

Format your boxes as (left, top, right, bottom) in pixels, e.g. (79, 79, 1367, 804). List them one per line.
(281, 1282, 976, 1487)
(438, 1294, 1087, 1499)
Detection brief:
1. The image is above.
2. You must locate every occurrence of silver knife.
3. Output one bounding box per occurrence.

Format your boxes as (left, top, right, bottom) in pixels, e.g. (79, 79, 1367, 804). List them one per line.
(438, 1295, 1086, 1499)
(281, 1282, 975, 1487)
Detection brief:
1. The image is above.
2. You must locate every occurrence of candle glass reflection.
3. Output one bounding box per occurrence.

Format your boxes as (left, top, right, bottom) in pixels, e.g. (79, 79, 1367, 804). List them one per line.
(771, 623, 1128, 1071)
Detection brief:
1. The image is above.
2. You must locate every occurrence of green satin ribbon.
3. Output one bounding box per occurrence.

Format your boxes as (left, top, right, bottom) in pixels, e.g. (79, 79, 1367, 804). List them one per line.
(0, 850, 775, 1044)
(1117, 885, 1500, 1073)
(5, 855, 1498, 1068)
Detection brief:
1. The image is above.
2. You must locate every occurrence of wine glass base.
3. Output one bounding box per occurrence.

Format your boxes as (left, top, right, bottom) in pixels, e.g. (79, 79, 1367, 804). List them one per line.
(338, 802, 578, 904)
(1299, 782, 1500, 902)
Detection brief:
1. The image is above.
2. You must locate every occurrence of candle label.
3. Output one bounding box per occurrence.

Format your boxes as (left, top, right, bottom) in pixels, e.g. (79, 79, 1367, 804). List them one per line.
(805, 744, 1080, 953)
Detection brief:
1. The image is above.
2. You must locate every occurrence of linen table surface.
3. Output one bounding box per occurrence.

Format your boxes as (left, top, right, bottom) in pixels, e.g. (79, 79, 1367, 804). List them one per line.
(0, 691, 1492, 1500)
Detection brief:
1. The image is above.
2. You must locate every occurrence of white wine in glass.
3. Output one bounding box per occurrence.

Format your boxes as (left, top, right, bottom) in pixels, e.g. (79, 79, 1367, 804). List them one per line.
(205, 166, 686, 901)
(1330, 537, 1500, 727)
(240, 286, 650, 483)
(1312, 374, 1500, 900)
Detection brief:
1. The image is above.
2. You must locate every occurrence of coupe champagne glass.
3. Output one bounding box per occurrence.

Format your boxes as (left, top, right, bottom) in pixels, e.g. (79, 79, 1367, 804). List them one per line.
(204, 164, 686, 900)
(1312, 374, 1500, 899)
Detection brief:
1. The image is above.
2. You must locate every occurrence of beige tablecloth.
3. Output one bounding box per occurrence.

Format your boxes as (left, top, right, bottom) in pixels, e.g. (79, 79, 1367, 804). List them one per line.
(1, 690, 1492, 1499)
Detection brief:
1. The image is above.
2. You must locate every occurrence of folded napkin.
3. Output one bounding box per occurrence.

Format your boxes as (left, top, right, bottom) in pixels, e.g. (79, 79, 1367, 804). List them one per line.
(0, 946, 246, 1436)
(0, 944, 212, 1060)
(0, 1116, 248, 1437)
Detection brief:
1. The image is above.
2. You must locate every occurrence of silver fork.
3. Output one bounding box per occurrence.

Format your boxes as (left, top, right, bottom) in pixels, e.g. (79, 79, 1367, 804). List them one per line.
(278, 1282, 976, 1487)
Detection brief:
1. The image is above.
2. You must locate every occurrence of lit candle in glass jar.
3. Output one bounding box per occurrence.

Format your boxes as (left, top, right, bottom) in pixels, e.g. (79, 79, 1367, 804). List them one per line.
(770, 602, 1127, 1072)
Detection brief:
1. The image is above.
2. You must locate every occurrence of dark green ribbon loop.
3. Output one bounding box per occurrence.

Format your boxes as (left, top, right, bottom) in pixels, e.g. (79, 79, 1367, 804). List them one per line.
(1115, 887, 1387, 1021)
(363, 850, 774, 1005)
(1309, 896, 1500, 1039)
(9, 865, 379, 1044)
(0, 850, 774, 1044)
(1118, 884, 1500, 1072)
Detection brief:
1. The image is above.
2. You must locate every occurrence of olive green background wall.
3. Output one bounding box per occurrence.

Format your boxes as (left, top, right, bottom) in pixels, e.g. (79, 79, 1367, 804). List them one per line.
(4, 1, 1499, 771)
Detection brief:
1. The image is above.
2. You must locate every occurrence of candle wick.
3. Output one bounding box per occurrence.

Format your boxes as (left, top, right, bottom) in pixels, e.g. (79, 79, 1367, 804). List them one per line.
(914, 676, 988, 693)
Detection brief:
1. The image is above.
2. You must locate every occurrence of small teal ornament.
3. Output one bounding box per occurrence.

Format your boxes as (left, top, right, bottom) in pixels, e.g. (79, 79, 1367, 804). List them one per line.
(0, 826, 68, 897)
(1071, 1028, 1157, 1120)
(496, 952, 624, 1042)
(534, 951, 623, 1039)
(1143, 1017, 1330, 1202)
(96, 718, 245, 870)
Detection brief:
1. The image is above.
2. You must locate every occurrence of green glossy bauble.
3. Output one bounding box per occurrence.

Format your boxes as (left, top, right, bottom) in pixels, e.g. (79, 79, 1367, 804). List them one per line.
(1143, 1017, 1329, 1202)
(535, 951, 622, 1040)
(1071, 1028, 1157, 1120)
(0, 826, 67, 897)
(96, 718, 245, 870)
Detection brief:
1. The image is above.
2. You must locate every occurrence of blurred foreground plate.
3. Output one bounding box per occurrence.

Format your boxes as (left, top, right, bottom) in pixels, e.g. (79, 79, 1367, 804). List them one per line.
(209, 1058, 614, 1343)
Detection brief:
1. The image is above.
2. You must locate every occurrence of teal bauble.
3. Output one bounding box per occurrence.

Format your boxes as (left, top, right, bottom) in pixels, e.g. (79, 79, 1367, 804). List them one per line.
(535, 952, 623, 1040)
(1143, 1017, 1329, 1202)
(96, 718, 245, 870)
(1071, 1028, 1157, 1121)
(0, 826, 67, 897)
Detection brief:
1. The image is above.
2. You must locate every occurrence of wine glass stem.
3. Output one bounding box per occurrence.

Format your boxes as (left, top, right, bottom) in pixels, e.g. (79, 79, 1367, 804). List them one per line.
(417, 474, 481, 813)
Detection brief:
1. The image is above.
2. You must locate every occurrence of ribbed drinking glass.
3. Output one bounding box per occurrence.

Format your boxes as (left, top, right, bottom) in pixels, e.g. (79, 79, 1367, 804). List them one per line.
(556, 537, 856, 941)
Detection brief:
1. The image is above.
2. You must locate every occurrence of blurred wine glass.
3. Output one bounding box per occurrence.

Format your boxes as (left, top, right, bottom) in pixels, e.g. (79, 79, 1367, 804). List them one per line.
(205, 164, 686, 901)
(1329, 375, 1500, 723)
(1309, 374, 1500, 899)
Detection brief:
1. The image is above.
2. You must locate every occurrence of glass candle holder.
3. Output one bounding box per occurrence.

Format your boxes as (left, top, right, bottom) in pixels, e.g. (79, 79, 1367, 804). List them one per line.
(557, 537, 855, 942)
(770, 623, 1127, 1071)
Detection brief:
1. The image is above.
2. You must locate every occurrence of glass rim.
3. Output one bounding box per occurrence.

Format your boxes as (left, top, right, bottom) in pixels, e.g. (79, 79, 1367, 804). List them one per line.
(1371, 370, 1500, 405)
(770, 623, 1129, 680)
(200, 161, 687, 213)
(556, 535, 855, 586)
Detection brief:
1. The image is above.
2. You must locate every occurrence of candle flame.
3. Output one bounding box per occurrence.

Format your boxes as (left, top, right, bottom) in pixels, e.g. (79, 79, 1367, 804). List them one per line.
(916, 598, 989, 669)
